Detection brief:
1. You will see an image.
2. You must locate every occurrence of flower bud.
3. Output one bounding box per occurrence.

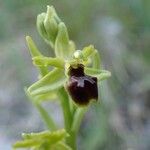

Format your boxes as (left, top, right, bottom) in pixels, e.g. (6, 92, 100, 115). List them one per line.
(44, 6, 58, 44)
(66, 64, 98, 106)
(36, 6, 60, 47)
(37, 13, 48, 40)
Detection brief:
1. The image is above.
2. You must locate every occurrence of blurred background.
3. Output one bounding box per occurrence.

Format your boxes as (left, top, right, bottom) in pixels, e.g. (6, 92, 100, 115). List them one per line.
(0, 0, 150, 150)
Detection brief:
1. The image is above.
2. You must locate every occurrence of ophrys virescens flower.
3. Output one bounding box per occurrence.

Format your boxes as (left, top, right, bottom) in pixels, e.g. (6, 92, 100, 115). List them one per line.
(27, 41, 110, 106)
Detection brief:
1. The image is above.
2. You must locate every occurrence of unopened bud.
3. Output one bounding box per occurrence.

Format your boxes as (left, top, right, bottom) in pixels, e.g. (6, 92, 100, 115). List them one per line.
(37, 13, 48, 40)
(44, 6, 58, 44)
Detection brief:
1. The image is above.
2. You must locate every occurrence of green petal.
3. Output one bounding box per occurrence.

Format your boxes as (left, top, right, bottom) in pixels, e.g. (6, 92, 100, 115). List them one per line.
(82, 45, 100, 67)
(92, 49, 101, 69)
(82, 45, 95, 58)
(28, 68, 66, 96)
(85, 67, 111, 81)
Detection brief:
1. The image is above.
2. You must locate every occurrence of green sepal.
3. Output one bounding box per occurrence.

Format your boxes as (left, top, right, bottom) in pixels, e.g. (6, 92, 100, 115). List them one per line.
(85, 67, 111, 81)
(33, 56, 65, 68)
(26, 36, 42, 57)
(28, 68, 66, 96)
(26, 88, 57, 103)
(26, 36, 49, 77)
(34, 92, 57, 103)
(44, 18, 58, 46)
(55, 22, 74, 59)
(47, 5, 61, 24)
(45, 6, 57, 22)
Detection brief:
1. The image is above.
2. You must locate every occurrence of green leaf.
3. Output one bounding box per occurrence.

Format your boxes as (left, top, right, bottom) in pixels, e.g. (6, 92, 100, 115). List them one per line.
(22, 129, 68, 141)
(85, 67, 111, 81)
(13, 129, 69, 149)
(28, 68, 66, 96)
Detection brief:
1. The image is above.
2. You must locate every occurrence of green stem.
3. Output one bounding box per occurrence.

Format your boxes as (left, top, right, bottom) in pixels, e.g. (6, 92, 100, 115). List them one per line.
(57, 87, 77, 150)
(69, 107, 87, 150)
(71, 107, 87, 134)
(66, 131, 77, 150)
(57, 87, 72, 130)
(69, 99, 77, 116)
(35, 102, 57, 131)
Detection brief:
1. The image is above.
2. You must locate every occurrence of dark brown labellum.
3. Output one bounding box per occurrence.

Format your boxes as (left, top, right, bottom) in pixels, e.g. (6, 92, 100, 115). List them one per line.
(66, 64, 98, 105)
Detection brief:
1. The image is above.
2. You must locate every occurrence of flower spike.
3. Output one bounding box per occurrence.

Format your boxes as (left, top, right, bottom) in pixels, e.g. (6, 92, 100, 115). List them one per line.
(14, 5, 111, 150)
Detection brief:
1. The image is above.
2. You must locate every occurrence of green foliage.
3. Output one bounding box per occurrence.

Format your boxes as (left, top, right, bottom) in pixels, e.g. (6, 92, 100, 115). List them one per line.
(13, 129, 72, 150)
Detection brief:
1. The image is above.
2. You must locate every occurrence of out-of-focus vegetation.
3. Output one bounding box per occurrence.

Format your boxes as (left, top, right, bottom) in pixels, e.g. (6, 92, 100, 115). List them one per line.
(0, 0, 149, 150)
